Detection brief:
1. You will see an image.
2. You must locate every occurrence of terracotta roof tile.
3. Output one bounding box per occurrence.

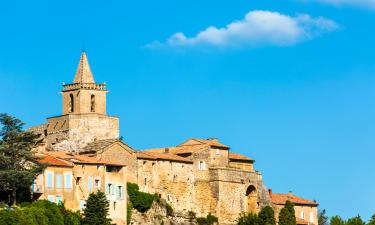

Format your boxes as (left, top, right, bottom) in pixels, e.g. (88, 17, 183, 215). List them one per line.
(44, 151, 126, 166)
(270, 193, 318, 206)
(229, 153, 254, 162)
(178, 138, 230, 149)
(38, 155, 73, 167)
(81, 139, 119, 153)
(137, 151, 193, 163)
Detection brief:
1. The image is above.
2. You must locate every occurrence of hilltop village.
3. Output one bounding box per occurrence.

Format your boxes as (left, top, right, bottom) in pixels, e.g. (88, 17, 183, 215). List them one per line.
(30, 52, 319, 225)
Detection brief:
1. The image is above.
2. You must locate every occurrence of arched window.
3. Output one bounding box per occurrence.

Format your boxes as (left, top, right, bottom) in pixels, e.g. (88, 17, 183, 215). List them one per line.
(90, 94, 95, 112)
(69, 94, 74, 113)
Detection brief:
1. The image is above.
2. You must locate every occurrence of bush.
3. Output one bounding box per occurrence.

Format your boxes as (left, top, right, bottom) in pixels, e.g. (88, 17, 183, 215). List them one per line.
(197, 213, 218, 225)
(166, 203, 173, 217)
(127, 201, 133, 225)
(127, 182, 156, 213)
(0, 200, 81, 225)
(188, 211, 196, 222)
(237, 213, 259, 225)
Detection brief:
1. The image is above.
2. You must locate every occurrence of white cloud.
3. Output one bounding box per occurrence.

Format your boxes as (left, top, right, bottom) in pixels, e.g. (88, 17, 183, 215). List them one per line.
(147, 10, 338, 49)
(310, 0, 375, 9)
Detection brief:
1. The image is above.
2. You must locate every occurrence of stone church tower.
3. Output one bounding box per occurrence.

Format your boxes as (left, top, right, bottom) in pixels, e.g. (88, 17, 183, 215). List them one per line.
(30, 52, 120, 152)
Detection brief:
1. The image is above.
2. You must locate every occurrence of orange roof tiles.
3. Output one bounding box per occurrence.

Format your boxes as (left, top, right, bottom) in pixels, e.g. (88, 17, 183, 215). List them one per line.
(178, 138, 230, 149)
(38, 155, 73, 167)
(270, 192, 318, 206)
(229, 153, 254, 162)
(42, 152, 126, 166)
(137, 151, 193, 163)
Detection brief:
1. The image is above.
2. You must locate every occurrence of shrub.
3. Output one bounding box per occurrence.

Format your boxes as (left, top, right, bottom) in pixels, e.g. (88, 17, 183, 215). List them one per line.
(166, 203, 173, 217)
(30, 200, 64, 225)
(188, 211, 197, 222)
(127, 201, 133, 225)
(59, 203, 82, 225)
(197, 213, 218, 225)
(127, 182, 155, 213)
(237, 213, 259, 225)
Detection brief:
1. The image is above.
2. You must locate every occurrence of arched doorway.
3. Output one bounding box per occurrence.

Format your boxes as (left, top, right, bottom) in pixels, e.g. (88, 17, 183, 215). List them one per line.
(246, 185, 258, 213)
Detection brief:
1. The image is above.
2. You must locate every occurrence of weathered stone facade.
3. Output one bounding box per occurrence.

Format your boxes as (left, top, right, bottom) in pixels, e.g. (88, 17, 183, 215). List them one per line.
(30, 52, 318, 225)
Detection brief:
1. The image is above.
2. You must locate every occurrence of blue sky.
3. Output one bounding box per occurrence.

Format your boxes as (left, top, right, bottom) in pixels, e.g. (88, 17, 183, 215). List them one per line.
(1, 0, 375, 220)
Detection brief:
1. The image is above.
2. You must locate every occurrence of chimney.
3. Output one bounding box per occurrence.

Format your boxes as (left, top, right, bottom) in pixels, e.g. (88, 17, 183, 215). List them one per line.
(268, 189, 273, 196)
(37, 142, 46, 153)
(165, 148, 170, 153)
(288, 191, 293, 197)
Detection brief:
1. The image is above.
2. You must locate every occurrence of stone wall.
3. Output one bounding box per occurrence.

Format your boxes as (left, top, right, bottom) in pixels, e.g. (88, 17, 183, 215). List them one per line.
(42, 114, 119, 151)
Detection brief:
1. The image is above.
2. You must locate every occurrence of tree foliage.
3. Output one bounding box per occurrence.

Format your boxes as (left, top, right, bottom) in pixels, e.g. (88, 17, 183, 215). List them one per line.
(331, 216, 346, 225)
(0, 113, 44, 205)
(347, 216, 365, 225)
(82, 191, 112, 225)
(127, 182, 156, 213)
(0, 200, 80, 225)
(196, 213, 218, 225)
(368, 214, 375, 225)
(259, 206, 276, 225)
(279, 201, 296, 225)
(237, 213, 259, 225)
(319, 209, 329, 225)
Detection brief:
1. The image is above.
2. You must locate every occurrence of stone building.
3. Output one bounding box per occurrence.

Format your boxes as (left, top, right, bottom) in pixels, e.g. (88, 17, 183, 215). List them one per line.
(34, 151, 127, 225)
(30, 52, 318, 225)
(269, 189, 319, 225)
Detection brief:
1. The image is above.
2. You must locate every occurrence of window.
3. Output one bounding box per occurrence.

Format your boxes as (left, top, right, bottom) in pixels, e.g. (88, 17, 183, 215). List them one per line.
(301, 211, 305, 219)
(216, 149, 220, 155)
(116, 186, 124, 200)
(106, 183, 112, 195)
(46, 171, 54, 188)
(76, 177, 82, 185)
(56, 174, 63, 189)
(90, 95, 95, 112)
(56, 196, 63, 204)
(113, 201, 117, 210)
(173, 175, 177, 182)
(144, 177, 147, 186)
(310, 212, 314, 223)
(80, 200, 86, 210)
(95, 179, 100, 188)
(111, 184, 115, 195)
(69, 94, 74, 113)
(88, 177, 93, 193)
(106, 165, 121, 172)
(198, 161, 206, 170)
(47, 195, 55, 203)
(64, 172, 72, 189)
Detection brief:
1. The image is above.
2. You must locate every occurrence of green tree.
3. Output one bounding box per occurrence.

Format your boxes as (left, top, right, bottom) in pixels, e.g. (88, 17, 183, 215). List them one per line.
(347, 216, 365, 225)
(367, 214, 375, 225)
(330, 216, 346, 225)
(237, 213, 259, 225)
(82, 191, 112, 225)
(279, 201, 296, 225)
(0, 113, 44, 205)
(259, 206, 276, 225)
(318, 210, 328, 225)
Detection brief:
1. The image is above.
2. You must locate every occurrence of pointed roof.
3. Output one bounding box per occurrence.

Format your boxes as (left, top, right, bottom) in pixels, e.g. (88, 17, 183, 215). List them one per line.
(73, 52, 95, 84)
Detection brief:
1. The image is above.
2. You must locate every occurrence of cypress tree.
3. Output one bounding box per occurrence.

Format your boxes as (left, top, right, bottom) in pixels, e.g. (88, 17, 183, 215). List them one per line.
(330, 216, 346, 225)
(279, 201, 296, 225)
(82, 191, 112, 225)
(259, 206, 276, 225)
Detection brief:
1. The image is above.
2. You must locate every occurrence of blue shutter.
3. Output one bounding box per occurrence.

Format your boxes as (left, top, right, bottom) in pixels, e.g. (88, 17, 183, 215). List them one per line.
(56, 174, 62, 188)
(88, 177, 92, 193)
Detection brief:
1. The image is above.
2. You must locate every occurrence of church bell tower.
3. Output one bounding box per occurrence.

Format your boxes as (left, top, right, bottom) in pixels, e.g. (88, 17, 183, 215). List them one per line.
(62, 52, 107, 115)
